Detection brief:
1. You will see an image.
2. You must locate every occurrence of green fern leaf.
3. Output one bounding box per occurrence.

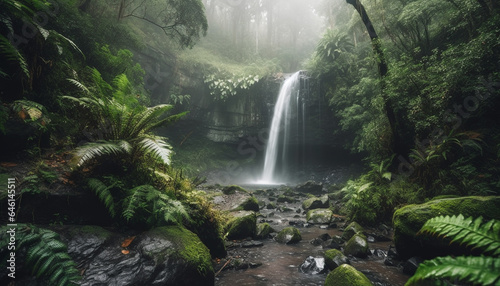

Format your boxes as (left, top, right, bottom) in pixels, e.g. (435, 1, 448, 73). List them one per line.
(406, 256, 500, 286)
(137, 137, 172, 165)
(418, 215, 500, 256)
(75, 140, 131, 167)
(88, 178, 116, 217)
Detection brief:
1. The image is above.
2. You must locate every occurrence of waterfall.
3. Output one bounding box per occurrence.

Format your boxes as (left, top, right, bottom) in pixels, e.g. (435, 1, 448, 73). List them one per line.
(261, 71, 301, 183)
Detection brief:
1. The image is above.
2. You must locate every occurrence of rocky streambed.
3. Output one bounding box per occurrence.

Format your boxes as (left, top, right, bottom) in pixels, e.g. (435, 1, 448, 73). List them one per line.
(205, 182, 412, 286)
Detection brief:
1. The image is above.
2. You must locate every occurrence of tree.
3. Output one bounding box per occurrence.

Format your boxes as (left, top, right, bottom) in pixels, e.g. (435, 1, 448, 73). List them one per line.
(345, 0, 400, 154)
(81, 0, 208, 48)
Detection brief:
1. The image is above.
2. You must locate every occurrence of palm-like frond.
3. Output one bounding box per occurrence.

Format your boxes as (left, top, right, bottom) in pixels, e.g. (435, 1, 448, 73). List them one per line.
(406, 256, 500, 286)
(0, 224, 80, 286)
(0, 34, 29, 77)
(74, 140, 131, 167)
(418, 214, 500, 257)
(136, 136, 172, 166)
(87, 178, 116, 217)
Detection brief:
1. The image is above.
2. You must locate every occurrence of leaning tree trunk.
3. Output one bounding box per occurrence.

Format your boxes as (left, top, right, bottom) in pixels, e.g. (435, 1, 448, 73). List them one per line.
(346, 0, 400, 155)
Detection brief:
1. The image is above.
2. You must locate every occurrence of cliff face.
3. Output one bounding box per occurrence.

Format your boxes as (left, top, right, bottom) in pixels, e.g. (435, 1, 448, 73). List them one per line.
(135, 47, 337, 147)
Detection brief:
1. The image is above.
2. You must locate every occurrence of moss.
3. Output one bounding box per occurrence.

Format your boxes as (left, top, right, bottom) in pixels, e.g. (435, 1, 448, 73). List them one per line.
(235, 196, 260, 212)
(324, 264, 373, 286)
(306, 209, 333, 224)
(341, 221, 364, 241)
(149, 226, 213, 277)
(393, 196, 500, 259)
(344, 234, 369, 258)
(255, 223, 274, 239)
(275, 227, 302, 244)
(222, 185, 247, 195)
(324, 249, 349, 270)
(225, 211, 256, 240)
(67, 225, 113, 241)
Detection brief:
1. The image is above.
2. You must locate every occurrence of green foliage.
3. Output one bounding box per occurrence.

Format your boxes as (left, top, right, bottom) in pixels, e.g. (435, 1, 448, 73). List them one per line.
(204, 73, 261, 101)
(418, 215, 500, 257)
(407, 215, 500, 285)
(0, 224, 80, 285)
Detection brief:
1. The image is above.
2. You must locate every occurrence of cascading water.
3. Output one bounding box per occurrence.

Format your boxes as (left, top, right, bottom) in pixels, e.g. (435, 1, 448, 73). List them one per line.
(261, 71, 302, 183)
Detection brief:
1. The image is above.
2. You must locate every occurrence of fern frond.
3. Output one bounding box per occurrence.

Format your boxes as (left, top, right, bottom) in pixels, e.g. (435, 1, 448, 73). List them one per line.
(74, 140, 131, 167)
(66, 79, 90, 94)
(418, 215, 500, 257)
(122, 185, 155, 221)
(128, 104, 173, 136)
(137, 136, 172, 166)
(0, 34, 29, 77)
(87, 178, 116, 217)
(406, 256, 500, 286)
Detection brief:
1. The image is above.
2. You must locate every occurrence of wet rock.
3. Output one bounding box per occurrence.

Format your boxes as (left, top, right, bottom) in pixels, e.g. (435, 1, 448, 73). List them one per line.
(321, 239, 341, 250)
(277, 195, 296, 203)
(310, 233, 331, 246)
(372, 249, 387, 257)
(77, 226, 214, 286)
(324, 264, 373, 286)
(384, 257, 397, 267)
(324, 249, 350, 270)
(288, 220, 308, 227)
(249, 262, 263, 268)
(255, 223, 274, 239)
(225, 211, 257, 240)
(299, 256, 327, 274)
(344, 234, 370, 258)
(280, 206, 295, 212)
(393, 196, 500, 259)
(387, 245, 399, 259)
(266, 202, 277, 209)
(296, 181, 323, 195)
(306, 209, 333, 224)
(341, 221, 364, 241)
(242, 240, 264, 248)
(367, 235, 375, 243)
(275, 227, 302, 244)
(302, 195, 329, 211)
(403, 257, 424, 276)
(222, 185, 247, 195)
(235, 196, 260, 212)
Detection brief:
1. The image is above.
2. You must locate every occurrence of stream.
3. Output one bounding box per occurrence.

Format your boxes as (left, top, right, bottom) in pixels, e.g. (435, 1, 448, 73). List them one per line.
(213, 182, 411, 286)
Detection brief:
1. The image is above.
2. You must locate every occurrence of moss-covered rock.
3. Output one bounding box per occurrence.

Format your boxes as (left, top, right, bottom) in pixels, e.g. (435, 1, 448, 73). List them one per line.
(306, 209, 333, 224)
(222, 185, 247, 195)
(341, 221, 364, 241)
(324, 249, 349, 270)
(275, 227, 302, 244)
(344, 234, 369, 258)
(324, 264, 373, 286)
(235, 196, 260, 212)
(302, 195, 329, 211)
(277, 195, 296, 203)
(393, 196, 500, 259)
(255, 223, 274, 239)
(296, 181, 323, 195)
(225, 211, 257, 240)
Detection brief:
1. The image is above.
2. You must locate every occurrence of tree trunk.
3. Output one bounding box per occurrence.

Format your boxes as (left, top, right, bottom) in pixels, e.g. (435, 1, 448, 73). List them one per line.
(346, 0, 400, 154)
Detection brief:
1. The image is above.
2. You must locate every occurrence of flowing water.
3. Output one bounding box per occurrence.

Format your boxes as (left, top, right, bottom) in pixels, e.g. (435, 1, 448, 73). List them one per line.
(261, 72, 302, 184)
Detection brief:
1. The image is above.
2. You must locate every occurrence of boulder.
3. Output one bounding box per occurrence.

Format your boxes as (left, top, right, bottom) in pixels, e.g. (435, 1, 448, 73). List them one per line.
(393, 196, 500, 259)
(236, 196, 260, 212)
(306, 209, 333, 224)
(255, 223, 274, 239)
(277, 195, 296, 203)
(296, 181, 323, 195)
(222, 185, 247, 195)
(59, 226, 214, 286)
(341, 221, 364, 241)
(299, 256, 327, 275)
(275, 227, 302, 244)
(324, 264, 373, 286)
(225, 211, 257, 240)
(302, 195, 329, 211)
(344, 234, 370, 258)
(324, 249, 350, 270)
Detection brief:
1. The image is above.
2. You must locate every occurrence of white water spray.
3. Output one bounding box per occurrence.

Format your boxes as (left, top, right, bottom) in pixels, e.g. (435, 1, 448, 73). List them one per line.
(261, 71, 301, 183)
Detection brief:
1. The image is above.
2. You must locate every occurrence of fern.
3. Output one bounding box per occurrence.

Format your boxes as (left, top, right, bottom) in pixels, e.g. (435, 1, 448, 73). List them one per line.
(122, 185, 191, 226)
(87, 178, 116, 217)
(407, 215, 500, 286)
(406, 256, 500, 286)
(0, 34, 29, 77)
(0, 225, 80, 286)
(74, 140, 131, 167)
(418, 214, 500, 257)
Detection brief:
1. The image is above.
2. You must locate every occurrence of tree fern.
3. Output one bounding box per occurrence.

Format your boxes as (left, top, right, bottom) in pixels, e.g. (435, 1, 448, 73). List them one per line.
(418, 214, 500, 257)
(406, 256, 500, 286)
(0, 225, 80, 286)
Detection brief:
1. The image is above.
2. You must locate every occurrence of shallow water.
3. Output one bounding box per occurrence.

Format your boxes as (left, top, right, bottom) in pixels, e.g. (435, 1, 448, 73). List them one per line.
(214, 184, 410, 286)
